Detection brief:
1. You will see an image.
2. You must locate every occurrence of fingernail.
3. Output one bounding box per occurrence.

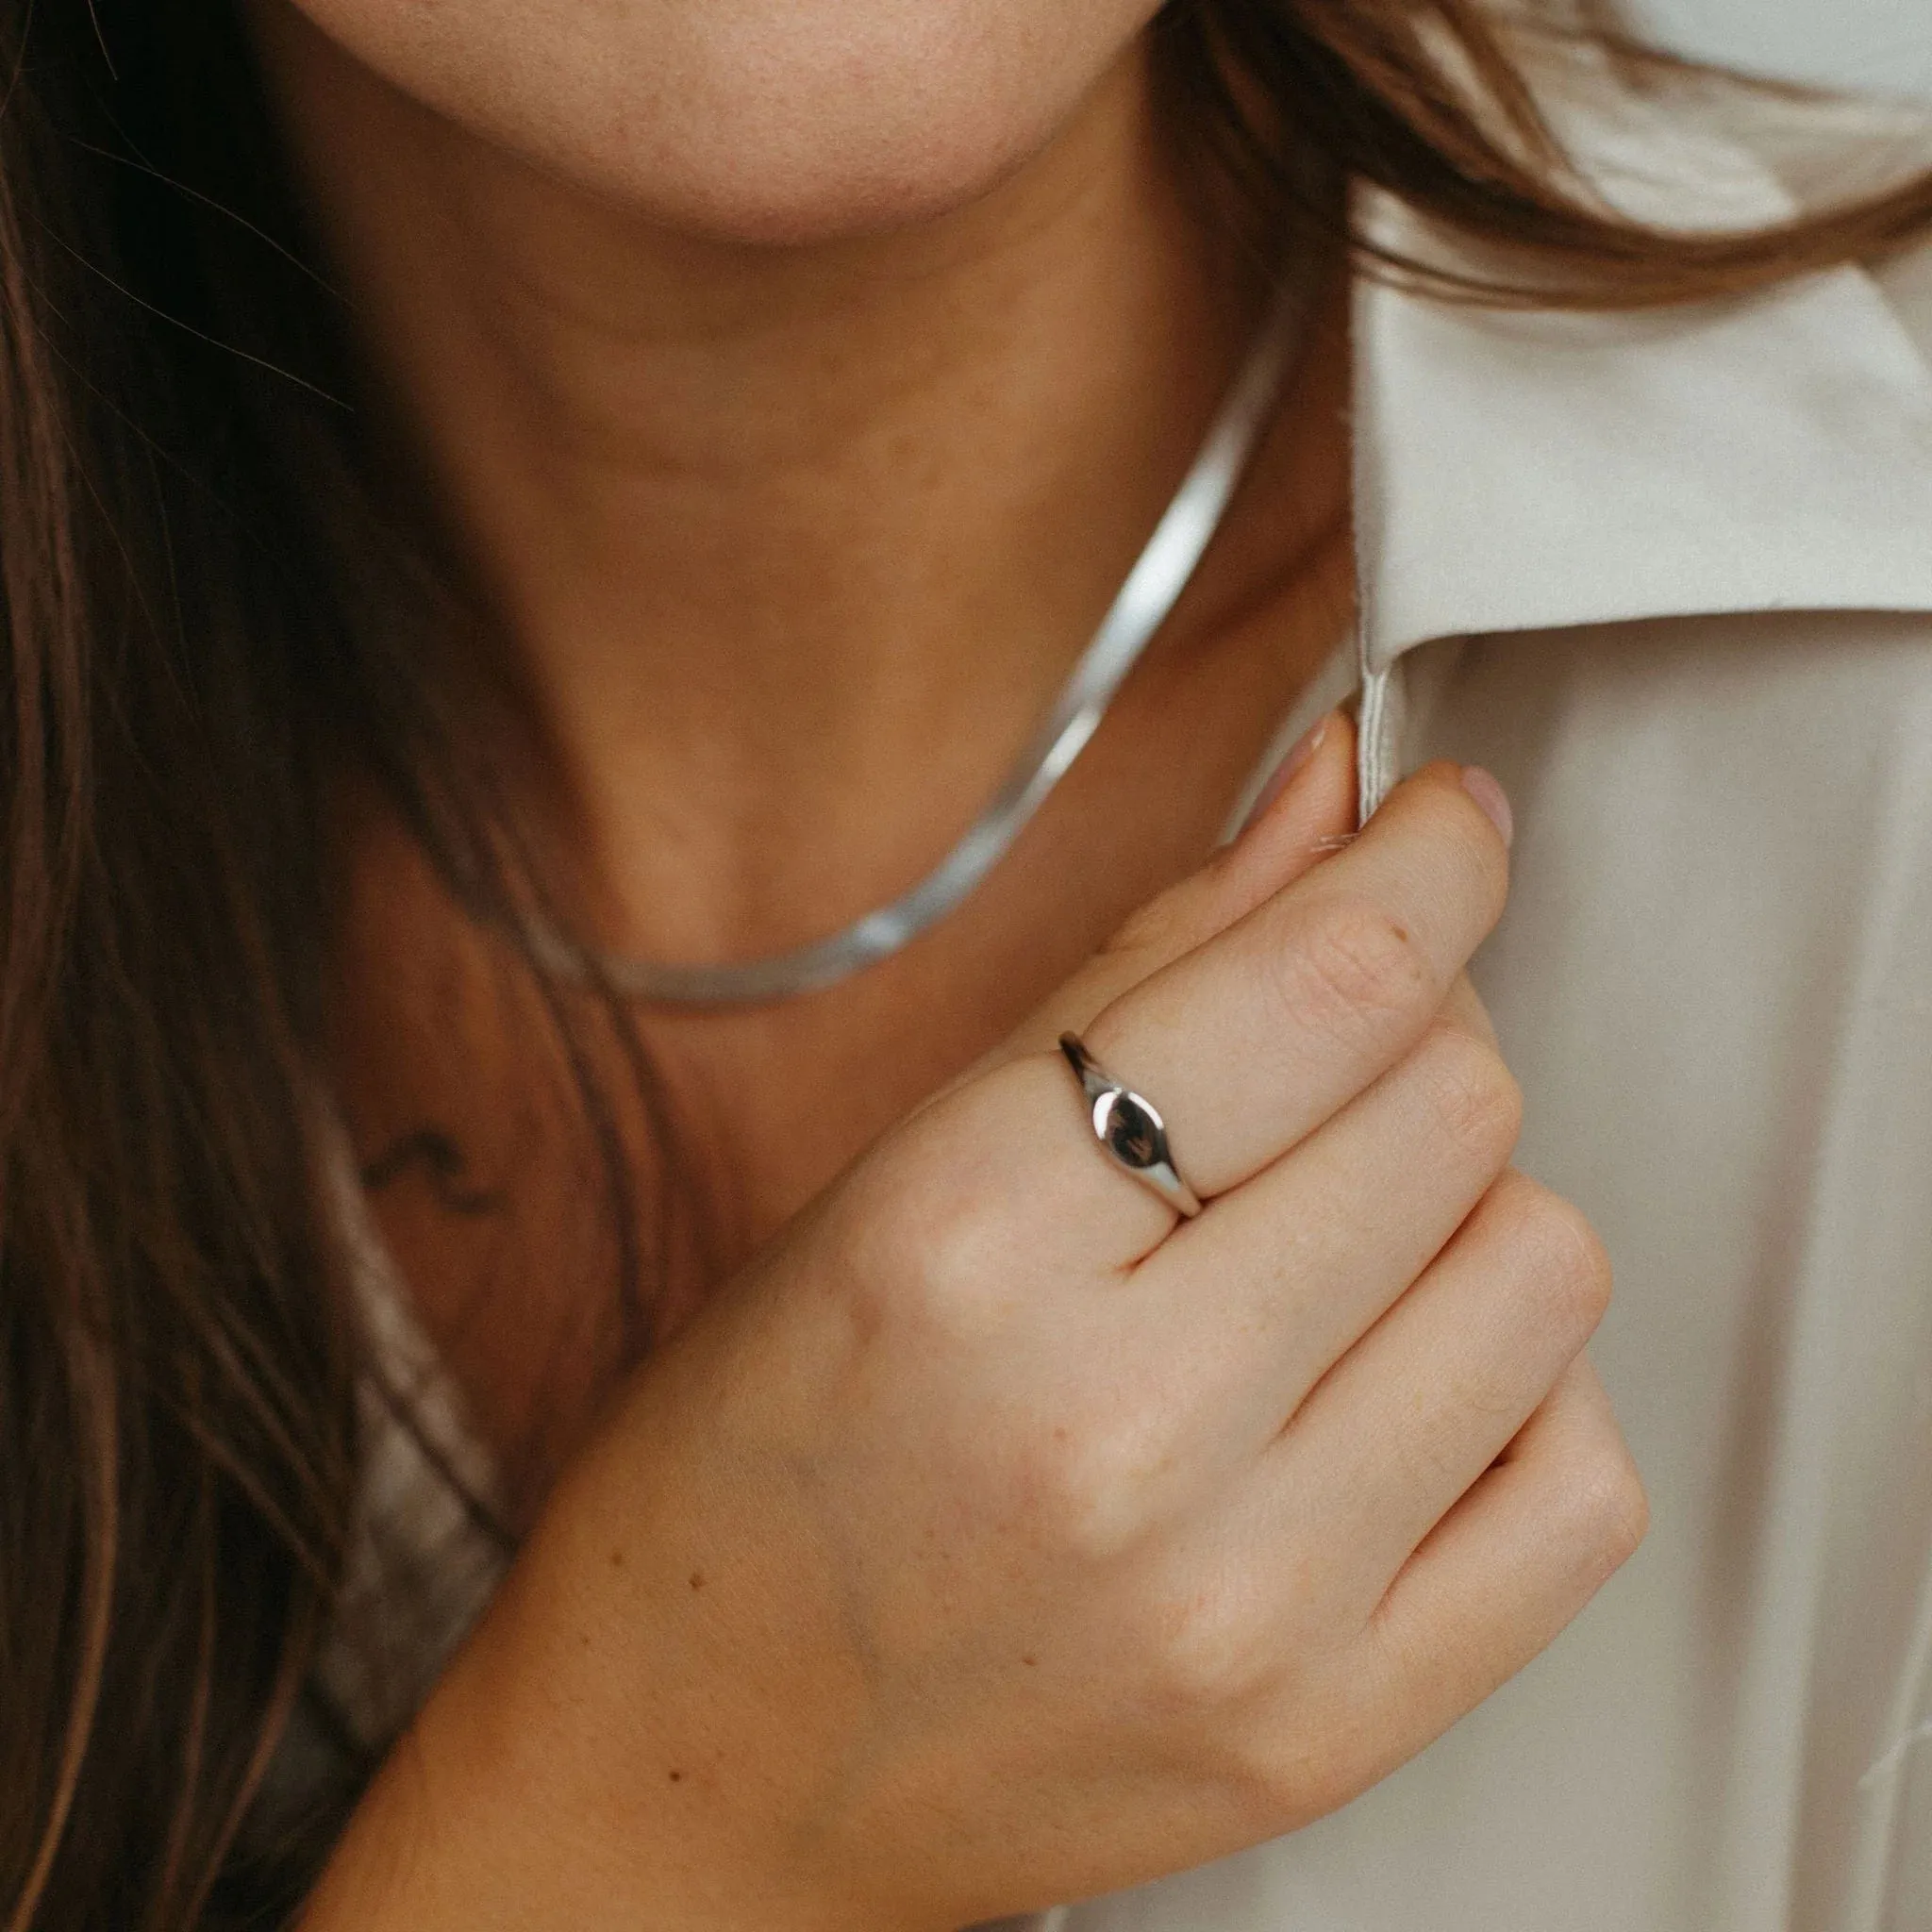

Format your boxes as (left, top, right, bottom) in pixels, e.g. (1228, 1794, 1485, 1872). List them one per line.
(1461, 766, 1513, 848)
(1240, 712, 1332, 837)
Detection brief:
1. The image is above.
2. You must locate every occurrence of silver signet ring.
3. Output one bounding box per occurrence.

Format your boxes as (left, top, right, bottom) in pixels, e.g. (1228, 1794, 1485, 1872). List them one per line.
(1058, 1032, 1204, 1219)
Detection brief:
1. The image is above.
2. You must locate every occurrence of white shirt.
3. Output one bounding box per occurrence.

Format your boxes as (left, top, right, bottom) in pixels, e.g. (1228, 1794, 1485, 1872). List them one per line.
(313, 96, 1932, 1932)
(1042, 100, 1932, 1932)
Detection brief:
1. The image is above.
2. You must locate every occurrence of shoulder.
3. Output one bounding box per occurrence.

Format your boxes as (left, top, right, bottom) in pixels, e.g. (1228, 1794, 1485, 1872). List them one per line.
(1870, 246, 1932, 388)
(1715, 82, 1932, 353)
(1525, 44, 1932, 272)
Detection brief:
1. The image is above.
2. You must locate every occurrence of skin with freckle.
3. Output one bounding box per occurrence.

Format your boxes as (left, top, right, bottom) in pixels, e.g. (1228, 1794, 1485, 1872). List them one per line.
(258, 0, 1168, 243)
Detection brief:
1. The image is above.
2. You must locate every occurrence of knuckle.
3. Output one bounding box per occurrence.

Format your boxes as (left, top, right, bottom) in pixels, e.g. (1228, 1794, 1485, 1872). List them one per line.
(1019, 1415, 1166, 1562)
(1413, 1028, 1524, 1161)
(1563, 1444, 1651, 1575)
(834, 1142, 1013, 1341)
(1283, 898, 1434, 1041)
(1143, 1584, 1252, 1707)
(1217, 1693, 1359, 1834)
(913, 1197, 1008, 1325)
(1143, 1584, 1260, 1713)
(818, 1159, 918, 1332)
(1501, 1178, 1613, 1332)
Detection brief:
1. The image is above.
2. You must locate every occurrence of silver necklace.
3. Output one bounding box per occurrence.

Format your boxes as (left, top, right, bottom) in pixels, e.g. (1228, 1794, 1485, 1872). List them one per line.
(533, 286, 1307, 1008)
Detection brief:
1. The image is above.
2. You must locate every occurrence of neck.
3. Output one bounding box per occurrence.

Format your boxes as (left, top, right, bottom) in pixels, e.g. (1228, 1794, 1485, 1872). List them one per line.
(258, 8, 1311, 963)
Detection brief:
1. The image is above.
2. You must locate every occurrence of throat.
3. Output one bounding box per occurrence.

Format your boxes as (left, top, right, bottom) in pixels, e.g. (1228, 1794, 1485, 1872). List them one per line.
(528, 293, 1310, 1006)
(280, 15, 1281, 974)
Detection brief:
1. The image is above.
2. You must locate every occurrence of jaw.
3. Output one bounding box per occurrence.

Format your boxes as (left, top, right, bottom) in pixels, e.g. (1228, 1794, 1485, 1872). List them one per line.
(250, 0, 1167, 248)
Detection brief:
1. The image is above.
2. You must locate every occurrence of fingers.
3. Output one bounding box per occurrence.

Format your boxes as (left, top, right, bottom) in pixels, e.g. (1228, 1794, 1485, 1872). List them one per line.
(1135, 995, 1519, 1442)
(894, 709, 1357, 1272)
(1437, 968, 1499, 1051)
(1010, 710, 1359, 1062)
(895, 726, 1508, 1299)
(1354, 1357, 1646, 1755)
(1074, 757, 1510, 1221)
(1273, 1168, 1613, 1590)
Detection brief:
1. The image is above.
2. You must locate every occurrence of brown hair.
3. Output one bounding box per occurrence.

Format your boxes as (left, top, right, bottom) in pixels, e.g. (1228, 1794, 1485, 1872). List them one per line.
(2, 1, 1926, 1925)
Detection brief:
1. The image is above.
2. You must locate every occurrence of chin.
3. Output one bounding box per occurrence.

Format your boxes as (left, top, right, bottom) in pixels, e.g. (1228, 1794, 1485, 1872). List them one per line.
(267, 0, 1163, 246)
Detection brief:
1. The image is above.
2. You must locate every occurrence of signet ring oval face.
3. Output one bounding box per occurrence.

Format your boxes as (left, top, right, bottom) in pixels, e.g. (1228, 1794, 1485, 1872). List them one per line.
(1058, 1032, 1204, 1220)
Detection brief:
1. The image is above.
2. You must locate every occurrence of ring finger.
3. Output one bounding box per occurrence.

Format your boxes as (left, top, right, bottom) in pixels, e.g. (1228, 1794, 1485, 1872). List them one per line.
(1126, 992, 1518, 1443)
(1271, 1166, 1614, 1594)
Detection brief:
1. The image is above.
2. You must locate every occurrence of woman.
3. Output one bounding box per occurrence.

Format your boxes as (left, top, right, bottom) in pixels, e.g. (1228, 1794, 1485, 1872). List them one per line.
(6, 0, 1932, 1925)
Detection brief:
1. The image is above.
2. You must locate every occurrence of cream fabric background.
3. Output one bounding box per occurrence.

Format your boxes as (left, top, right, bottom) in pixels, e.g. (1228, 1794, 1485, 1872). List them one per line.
(1640, 0, 1932, 97)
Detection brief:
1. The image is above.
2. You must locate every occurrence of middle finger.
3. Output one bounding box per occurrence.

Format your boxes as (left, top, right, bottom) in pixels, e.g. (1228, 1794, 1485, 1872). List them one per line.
(1074, 759, 1510, 1226)
(1130, 996, 1522, 1445)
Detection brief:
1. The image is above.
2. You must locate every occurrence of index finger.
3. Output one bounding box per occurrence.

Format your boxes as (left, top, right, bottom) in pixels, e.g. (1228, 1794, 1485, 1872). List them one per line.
(999, 709, 1360, 1064)
(1075, 758, 1511, 1217)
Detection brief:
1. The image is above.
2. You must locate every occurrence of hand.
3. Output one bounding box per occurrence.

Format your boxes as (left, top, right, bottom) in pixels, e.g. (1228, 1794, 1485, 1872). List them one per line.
(309, 715, 1643, 1932)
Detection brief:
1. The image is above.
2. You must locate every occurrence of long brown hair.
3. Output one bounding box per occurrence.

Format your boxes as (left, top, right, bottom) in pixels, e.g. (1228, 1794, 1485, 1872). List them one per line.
(3, 2, 1927, 1925)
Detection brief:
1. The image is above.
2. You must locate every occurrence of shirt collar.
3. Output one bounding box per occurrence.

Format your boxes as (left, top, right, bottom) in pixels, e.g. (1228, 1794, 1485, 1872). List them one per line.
(1350, 112, 1932, 677)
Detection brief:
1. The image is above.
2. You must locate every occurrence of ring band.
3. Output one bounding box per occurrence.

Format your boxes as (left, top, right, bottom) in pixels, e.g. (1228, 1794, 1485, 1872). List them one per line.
(1058, 1032, 1204, 1219)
